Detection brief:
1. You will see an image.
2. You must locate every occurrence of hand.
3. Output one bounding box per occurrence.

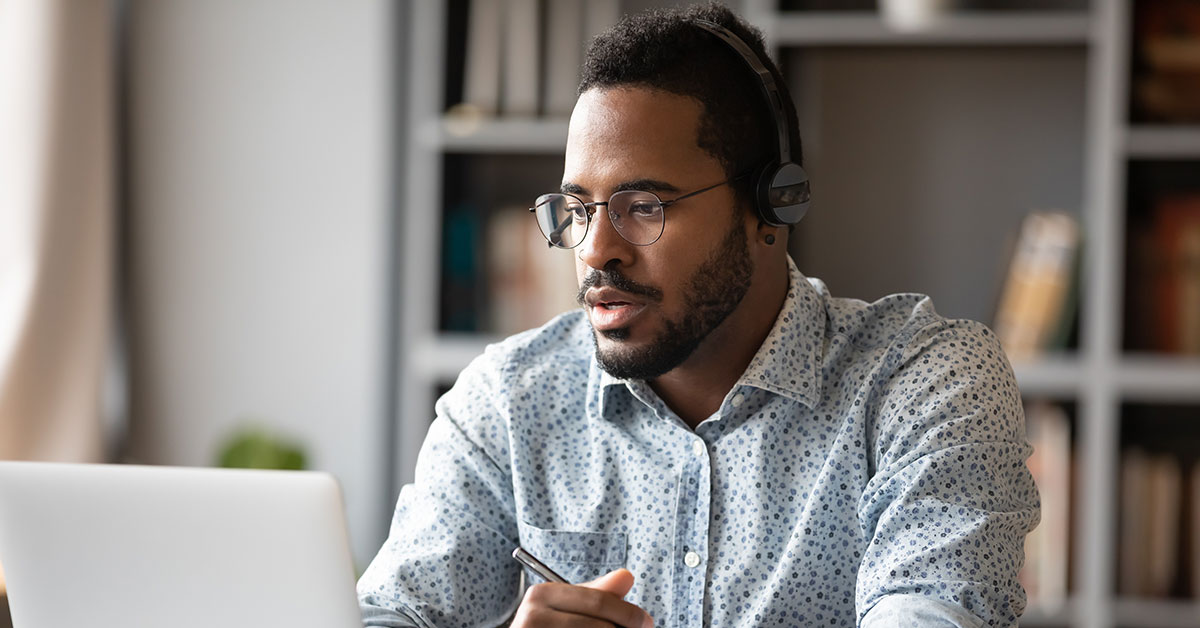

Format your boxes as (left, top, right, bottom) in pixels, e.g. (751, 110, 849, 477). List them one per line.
(509, 568, 654, 627)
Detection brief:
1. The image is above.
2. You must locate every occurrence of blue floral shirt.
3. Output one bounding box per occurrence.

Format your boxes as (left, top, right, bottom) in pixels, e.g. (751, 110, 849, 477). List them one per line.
(359, 258, 1039, 627)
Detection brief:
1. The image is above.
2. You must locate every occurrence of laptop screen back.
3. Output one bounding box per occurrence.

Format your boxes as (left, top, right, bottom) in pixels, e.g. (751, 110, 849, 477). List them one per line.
(0, 462, 361, 628)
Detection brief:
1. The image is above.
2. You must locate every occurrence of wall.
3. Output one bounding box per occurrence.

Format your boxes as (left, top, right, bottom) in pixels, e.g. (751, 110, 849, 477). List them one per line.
(788, 46, 1086, 324)
(126, 0, 393, 566)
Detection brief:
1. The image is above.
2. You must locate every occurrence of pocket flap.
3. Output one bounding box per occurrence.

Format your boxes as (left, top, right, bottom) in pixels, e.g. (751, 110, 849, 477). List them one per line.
(517, 521, 627, 565)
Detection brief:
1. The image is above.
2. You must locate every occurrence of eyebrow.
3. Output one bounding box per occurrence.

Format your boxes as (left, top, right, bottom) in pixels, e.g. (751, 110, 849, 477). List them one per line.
(560, 178, 683, 197)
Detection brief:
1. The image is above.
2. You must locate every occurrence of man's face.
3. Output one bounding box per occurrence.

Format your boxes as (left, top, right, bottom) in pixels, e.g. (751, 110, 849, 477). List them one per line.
(564, 87, 754, 379)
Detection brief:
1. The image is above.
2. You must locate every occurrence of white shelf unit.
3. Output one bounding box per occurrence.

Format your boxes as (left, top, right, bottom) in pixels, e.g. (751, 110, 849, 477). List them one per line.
(423, 118, 570, 154)
(1126, 126, 1200, 158)
(767, 11, 1092, 46)
(1113, 599, 1200, 628)
(396, 3, 1200, 627)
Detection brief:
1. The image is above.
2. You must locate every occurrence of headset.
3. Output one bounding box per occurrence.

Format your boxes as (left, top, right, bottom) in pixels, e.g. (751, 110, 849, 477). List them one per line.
(691, 19, 812, 226)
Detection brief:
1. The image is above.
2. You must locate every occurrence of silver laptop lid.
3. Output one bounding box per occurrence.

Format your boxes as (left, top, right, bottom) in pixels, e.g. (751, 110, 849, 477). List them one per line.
(0, 462, 361, 628)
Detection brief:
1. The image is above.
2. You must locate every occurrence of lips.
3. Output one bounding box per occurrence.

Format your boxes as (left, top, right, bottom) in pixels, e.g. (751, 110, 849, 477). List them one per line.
(585, 287, 648, 331)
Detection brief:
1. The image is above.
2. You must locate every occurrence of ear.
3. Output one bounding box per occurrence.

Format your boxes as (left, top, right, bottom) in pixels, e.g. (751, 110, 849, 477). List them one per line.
(755, 219, 783, 247)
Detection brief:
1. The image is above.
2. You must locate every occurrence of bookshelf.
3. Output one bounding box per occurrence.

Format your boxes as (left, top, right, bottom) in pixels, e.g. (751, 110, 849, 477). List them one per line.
(394, 2, 1200, 627)
(767, 11, 1092, 46)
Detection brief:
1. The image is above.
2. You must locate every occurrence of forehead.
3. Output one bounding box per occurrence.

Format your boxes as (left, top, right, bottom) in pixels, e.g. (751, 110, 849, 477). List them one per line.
(563, 87, 724, 191)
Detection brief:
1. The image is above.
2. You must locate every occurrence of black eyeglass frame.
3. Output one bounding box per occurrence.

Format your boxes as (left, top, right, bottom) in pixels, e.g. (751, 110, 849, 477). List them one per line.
(529, 173, 749, 249)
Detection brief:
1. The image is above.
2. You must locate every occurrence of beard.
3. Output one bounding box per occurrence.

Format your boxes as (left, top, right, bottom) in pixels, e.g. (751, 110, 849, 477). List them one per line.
(580, 211, 754, 380)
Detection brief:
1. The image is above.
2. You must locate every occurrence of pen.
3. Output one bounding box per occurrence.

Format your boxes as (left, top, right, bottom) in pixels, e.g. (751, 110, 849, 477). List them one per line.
(512, 546, 570, 584)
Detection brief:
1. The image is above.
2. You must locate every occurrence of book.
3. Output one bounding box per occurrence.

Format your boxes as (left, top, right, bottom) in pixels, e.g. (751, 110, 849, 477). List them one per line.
(486, 205, 580, 335)
(1120, 448, 1184, 597)
(462, 0, 505, 116)
(501, 0, 540, 117)
(1181, 221, 1200, 354)
(993, 212, 1081, 362)
(1120, 448, 1151, 596)
(1021, 401, 1071, 609)
(543, 0, 585, 117)
(1190, 462, 1200, 599)
(442, 203, 484, 332)
(1151, 195, 1200, 355)
(1146, 454, 1182, 597)
(1133, 0, 1200, 122)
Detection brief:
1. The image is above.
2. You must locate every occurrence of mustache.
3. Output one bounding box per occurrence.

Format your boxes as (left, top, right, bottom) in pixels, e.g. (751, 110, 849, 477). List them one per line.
(576, 268, 664, 306)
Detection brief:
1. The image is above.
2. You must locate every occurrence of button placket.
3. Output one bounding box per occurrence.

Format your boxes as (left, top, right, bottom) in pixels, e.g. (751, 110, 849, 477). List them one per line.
(671, 433, 712, 626)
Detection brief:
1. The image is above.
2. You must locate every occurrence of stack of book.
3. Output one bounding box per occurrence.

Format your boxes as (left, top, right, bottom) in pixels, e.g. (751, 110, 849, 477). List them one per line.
(1021, 401, 1073, 610)
(486, 206, 580, 335)
(1117, 447, 1200, 599)
(1133, 0, 1200, 123)
(454, 0, 619, 120)
(993, 212, 1081, 362)
(1127, 194, 1200, 355)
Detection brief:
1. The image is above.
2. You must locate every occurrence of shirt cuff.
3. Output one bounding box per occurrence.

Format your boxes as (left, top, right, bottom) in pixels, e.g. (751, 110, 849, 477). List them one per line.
(861, 594, 987, 628)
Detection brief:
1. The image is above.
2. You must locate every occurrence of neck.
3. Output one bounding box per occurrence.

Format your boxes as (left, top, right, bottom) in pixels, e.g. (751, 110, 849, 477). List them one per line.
(649, 257, 789, 429)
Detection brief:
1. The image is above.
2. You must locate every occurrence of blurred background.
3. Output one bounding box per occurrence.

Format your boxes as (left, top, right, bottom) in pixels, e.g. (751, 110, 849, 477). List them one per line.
(2, 1, 1200, 627)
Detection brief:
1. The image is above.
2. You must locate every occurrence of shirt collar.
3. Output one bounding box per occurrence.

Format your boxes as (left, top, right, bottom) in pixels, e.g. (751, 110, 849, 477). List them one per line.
(596, 256, 824, 409)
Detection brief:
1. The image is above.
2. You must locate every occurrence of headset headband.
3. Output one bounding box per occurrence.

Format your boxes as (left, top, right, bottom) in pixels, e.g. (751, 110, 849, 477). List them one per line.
(690, 19, 792, 165)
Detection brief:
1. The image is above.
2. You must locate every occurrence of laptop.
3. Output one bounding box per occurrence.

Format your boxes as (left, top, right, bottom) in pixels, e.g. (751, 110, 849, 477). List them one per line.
(0, 462, 362, 628)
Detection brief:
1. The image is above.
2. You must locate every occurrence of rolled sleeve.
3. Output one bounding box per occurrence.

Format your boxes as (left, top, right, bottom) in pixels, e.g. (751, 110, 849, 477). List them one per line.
(856, 320, 1040, 627)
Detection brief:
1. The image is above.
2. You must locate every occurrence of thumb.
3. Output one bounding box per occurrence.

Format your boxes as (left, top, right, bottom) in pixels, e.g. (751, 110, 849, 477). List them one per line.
(581, 567, 635, 598)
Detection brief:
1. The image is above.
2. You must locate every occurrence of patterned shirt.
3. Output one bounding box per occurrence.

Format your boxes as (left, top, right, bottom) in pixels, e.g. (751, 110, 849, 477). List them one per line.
(359, 258, 1039, 627)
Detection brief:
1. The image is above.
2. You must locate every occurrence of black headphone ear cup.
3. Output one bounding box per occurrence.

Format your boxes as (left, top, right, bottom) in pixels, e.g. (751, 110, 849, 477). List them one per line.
(757, 162, 811, 226)
(755, 163, 783, 225)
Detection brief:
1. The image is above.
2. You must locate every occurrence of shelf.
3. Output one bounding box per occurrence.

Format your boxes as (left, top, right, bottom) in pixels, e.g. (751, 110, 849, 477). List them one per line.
(413, 334, 496, 382)
(1114, 598, 1200, 628)
(420, 117, 569, 154)
(1023, 598, 1077, 627)
(1014, 356, 1085, 398)
(768, 12, 1090, 47)
(1126, 126, 1200, 159)
(1116, 356, 1200, 403)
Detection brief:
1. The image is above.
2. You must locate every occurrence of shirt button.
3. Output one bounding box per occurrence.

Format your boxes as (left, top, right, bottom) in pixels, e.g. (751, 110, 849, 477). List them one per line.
(731, 393, 745, 407)
(684, 551, 701, 568)
(692, 440, 705, 457)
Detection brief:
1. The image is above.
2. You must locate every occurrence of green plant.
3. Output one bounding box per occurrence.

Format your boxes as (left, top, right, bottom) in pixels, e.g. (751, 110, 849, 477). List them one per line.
(217, 426, 307, 470)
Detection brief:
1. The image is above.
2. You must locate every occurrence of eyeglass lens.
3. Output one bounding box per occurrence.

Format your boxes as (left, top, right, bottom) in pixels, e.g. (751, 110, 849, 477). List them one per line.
(532, 191, 665, 249)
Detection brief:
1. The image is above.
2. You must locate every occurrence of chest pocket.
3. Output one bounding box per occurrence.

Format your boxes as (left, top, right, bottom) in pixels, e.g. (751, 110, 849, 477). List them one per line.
(517, 521, 627, 584)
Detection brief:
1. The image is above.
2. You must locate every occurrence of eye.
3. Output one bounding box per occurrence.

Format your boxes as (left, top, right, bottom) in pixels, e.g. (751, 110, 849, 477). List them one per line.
(627, 200, 659, 218)
(568, 202, 588, 223)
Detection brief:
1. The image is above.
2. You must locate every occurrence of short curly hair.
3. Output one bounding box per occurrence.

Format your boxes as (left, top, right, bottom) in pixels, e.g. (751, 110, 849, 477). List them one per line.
(579, 2, 802, 213)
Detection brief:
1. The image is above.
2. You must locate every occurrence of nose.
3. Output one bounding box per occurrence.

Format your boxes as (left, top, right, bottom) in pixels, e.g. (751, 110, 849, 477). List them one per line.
(576, 204, 634, 271)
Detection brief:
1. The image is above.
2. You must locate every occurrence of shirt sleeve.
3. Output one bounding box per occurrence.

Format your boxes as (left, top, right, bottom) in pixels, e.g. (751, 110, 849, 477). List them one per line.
(357, 348, 522, 627)
(856, 319, 1040, 628)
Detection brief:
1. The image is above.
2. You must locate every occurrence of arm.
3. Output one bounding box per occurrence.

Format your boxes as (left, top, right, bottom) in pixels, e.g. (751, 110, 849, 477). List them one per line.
(357, 345, 655, 628)
(357, 351, 523, 627)
(856, 320, 1040, 628)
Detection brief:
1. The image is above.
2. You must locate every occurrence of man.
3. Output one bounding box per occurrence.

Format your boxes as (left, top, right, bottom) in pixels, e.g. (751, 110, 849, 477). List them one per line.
(359, 3, 1039, 627)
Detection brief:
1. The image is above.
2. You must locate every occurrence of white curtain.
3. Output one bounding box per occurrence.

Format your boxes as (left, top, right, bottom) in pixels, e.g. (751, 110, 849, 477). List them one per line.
(0, 0, 114, 462)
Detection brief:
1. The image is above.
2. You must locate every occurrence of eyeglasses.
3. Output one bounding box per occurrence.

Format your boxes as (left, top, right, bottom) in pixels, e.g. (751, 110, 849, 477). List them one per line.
(529, 176, 744, 249)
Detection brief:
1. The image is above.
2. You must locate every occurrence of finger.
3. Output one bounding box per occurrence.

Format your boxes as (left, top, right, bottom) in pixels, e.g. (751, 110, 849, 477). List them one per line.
(514, 604, 615, 628)
(581, 568, 635, 598)
(525, 582, 653, 628)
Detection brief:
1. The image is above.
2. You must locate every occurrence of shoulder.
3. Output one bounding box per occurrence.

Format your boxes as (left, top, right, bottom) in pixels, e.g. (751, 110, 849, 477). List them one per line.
(808, 277, 1003, 366)
(434, 311, 594, 450)
(809, 277, 949, 350)
(847, 298, 1023, 467)
(453, 310, 594, 398)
